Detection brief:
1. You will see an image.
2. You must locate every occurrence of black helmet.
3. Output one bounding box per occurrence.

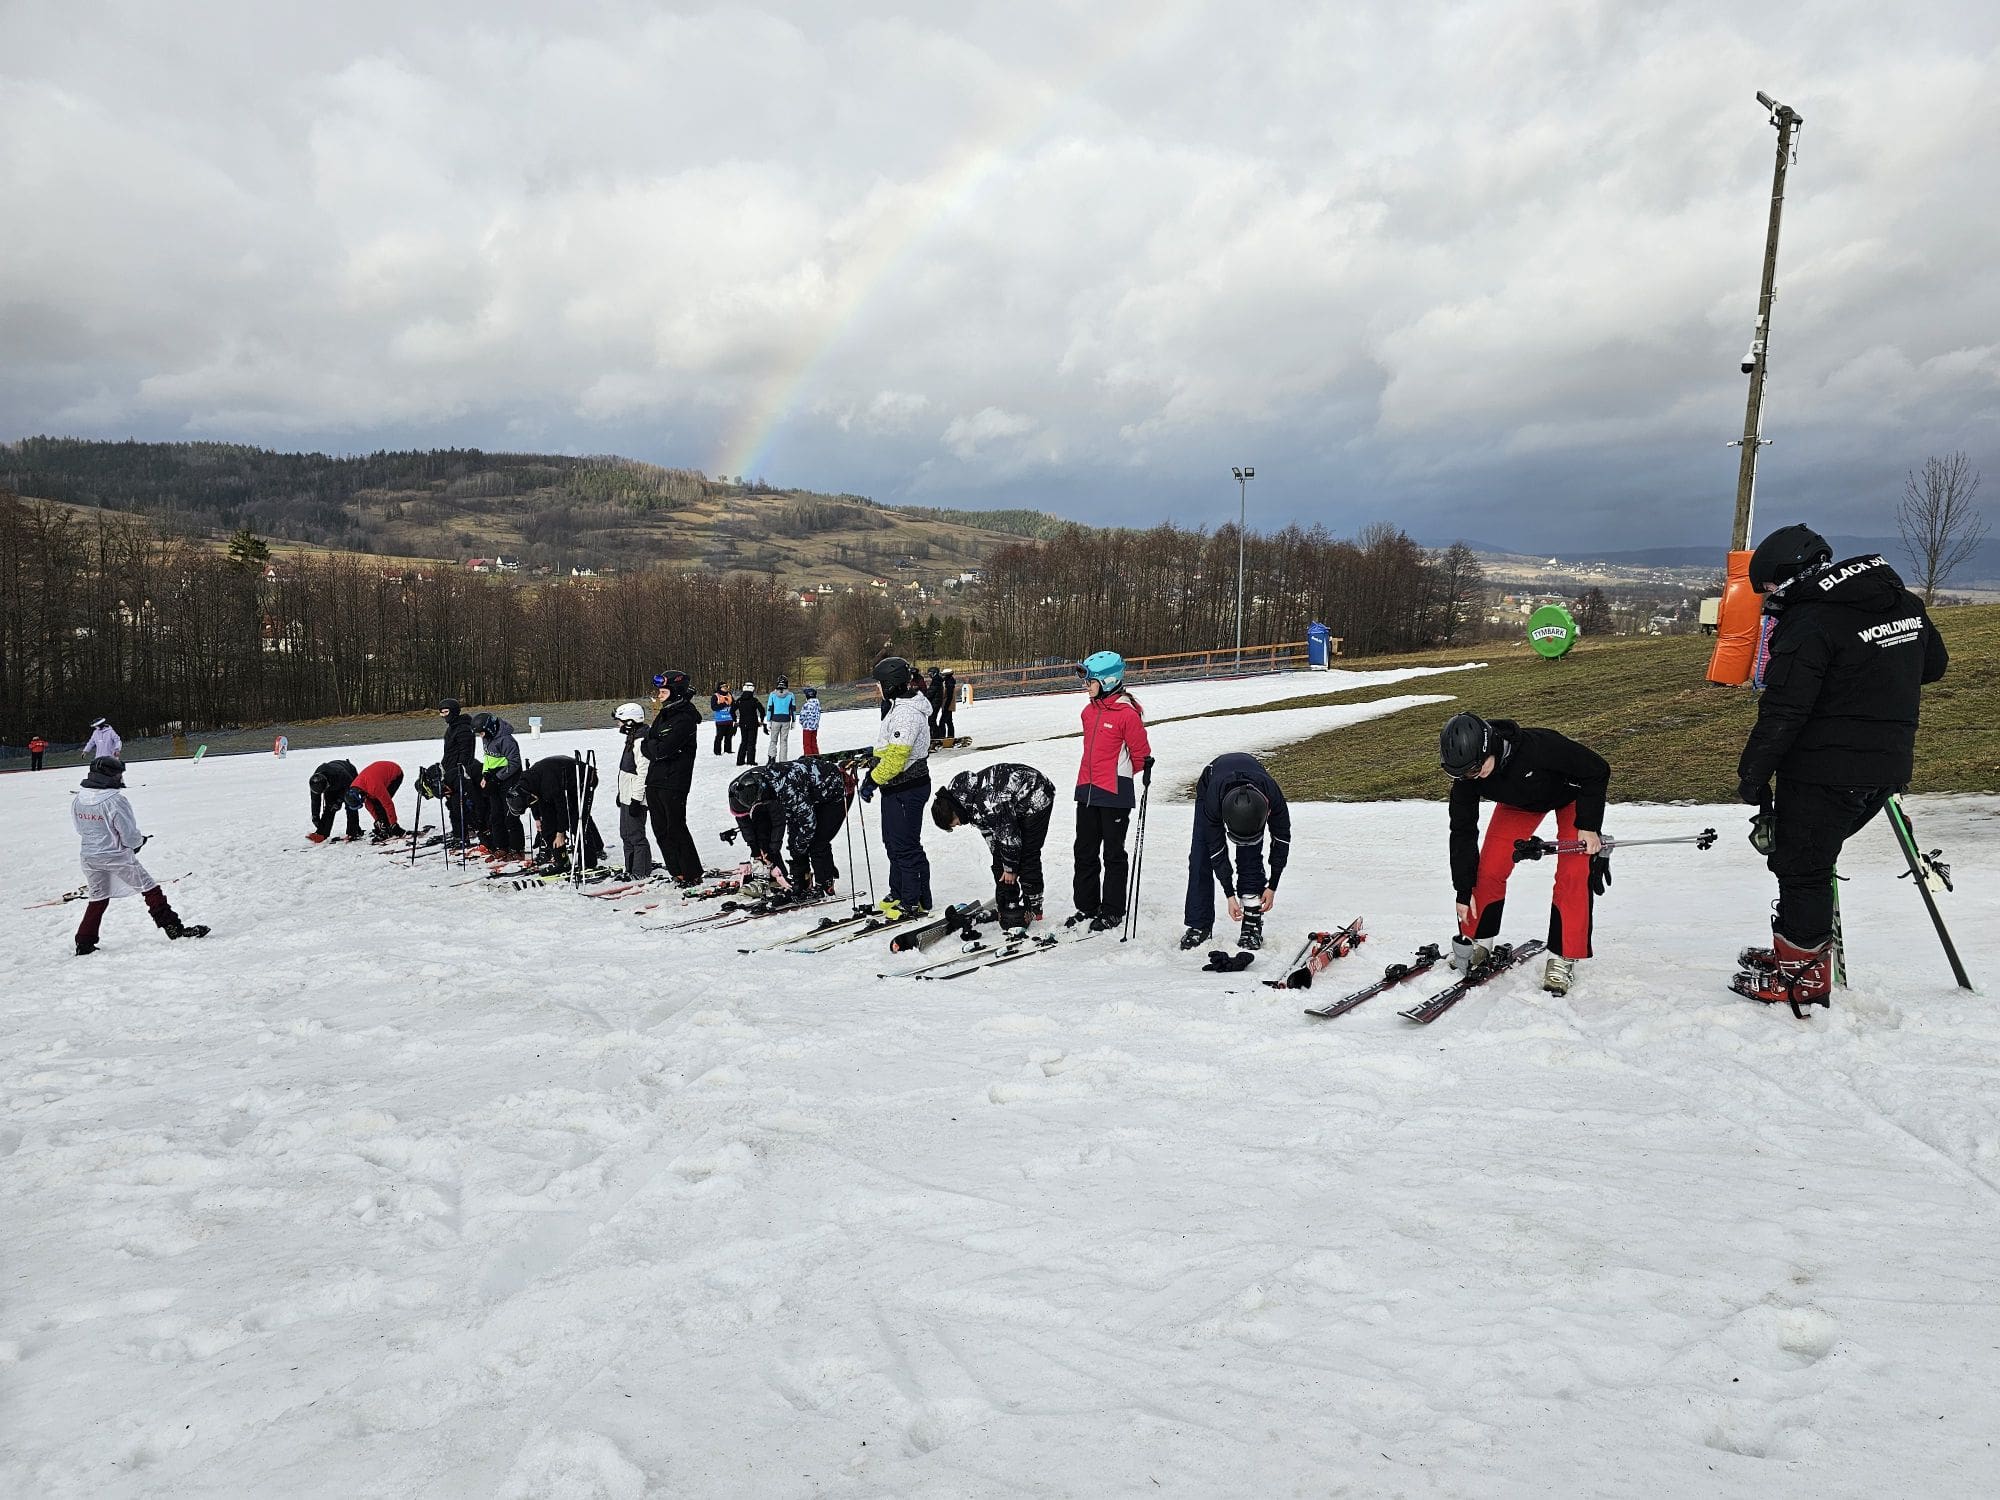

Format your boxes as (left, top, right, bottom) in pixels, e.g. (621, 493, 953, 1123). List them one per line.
(1219, 783, 1269, 843)
(86, 754, 125, 785)
(309, 769, 329, 794)
(873, 656, 915, 697)
(415, 763, 443, 799)
(504, 780, 535, 816)
(728, 769, 770, 818)
(653, 670, 692, 699)
(1748, 524, 1833, 593)
(1439, 712, 1492, 779)
(473, 711, 497, 735)
(930, 786, 968, 831)
(439, 697, 461, 716)
(777, 674, 789, 689)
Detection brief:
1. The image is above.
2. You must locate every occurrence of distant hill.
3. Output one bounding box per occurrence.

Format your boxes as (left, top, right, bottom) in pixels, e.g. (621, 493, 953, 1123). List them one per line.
(1540, 535, 2000, 586)
(0, 437, 1046, 592)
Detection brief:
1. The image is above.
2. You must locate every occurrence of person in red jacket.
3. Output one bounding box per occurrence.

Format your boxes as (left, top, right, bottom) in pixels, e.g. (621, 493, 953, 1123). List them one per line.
(350, 760, 405, 842)
(29, 734, 48, 771)
(1070, 650, 1152, 931)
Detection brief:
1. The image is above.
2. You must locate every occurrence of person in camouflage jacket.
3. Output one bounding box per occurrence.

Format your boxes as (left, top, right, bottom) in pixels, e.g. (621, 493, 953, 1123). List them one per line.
(931, 761, 1055, 929)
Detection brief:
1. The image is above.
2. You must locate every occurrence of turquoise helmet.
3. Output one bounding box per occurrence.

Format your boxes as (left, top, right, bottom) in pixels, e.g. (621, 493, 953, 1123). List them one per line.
(1079, 650, 1125, 692)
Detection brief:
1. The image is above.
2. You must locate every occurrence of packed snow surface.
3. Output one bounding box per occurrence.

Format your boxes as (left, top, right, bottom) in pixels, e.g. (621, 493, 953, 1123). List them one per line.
(4, 666, 1998, 1498)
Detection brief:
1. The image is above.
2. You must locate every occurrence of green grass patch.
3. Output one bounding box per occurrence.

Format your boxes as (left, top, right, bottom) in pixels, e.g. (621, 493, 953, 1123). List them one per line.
(1263, 605, 2000, 803)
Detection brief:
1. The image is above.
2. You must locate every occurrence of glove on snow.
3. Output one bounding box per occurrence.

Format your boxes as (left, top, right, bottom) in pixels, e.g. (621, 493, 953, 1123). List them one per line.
(1202, 950, 1255, 973)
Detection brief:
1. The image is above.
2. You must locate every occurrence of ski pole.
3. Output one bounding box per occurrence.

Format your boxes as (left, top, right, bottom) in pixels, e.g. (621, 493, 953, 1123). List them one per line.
(1122, 763, 1152, 942)
(858, 793, 877, 905)
(1886, 794, 1973, 990)
(1512, 828, 1717, 864)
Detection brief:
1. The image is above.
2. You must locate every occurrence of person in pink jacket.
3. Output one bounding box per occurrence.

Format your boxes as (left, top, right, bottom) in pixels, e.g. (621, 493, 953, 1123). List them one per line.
(1069, 650, 1152, 931)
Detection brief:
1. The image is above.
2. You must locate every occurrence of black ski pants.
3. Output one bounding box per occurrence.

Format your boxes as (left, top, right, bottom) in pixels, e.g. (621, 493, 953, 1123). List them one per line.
(482, 778, 525, 852)
(647, 783, 703, 883)
(313, 787, 362, 839)
(1183, 826, 1267, 931)
(1771, 778, 1892, 946)
(878, 778, 933, 910)
(789, 793, 846, 892)
(1072, 802, 1132, 919)
(443, 768, 478, 842)
(713, 722, 734, 754)
(736, 727, 760, 765)
(994, 805, 1050, 913)
(30, 750, 44, 770)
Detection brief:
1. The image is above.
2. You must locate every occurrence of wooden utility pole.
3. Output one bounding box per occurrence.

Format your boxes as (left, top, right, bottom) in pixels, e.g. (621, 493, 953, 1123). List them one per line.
(1729, 92, 1803, 550)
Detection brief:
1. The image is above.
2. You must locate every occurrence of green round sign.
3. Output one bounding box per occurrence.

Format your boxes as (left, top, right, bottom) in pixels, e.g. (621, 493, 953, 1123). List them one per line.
(1526, 603, 1579, 659)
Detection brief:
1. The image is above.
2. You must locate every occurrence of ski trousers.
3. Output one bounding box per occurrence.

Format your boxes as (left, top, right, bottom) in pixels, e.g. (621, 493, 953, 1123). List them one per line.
(1183, 824, 1268, 931)
(787, 794, 845, 892)
(1467, 802, 1594, 960)
(878, 777, 933, 910)
(1072, 803, 1132, 920)
(713, 722, 735, 754)
(994, 805, 1051, 912)
(768, 721, 793, 762)
(1771, 778, 1891, 946)
(618, 802, 655, 878)
(646, 786, 703, 883)
(736, 727, 760, 765)
(801, 729, 820, 757)
(482, 779, 525, 853)
(312, 788, 362, 840)
(76, 885, 179, 946)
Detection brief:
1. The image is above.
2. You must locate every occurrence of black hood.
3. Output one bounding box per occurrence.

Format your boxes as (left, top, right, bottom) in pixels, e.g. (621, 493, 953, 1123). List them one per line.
(81, 768, 124, 789)
(1798, 554, 1908, 611)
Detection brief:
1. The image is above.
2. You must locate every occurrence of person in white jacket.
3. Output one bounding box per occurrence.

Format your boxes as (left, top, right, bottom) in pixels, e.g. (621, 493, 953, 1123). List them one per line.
(82, 718, 122, 761)
(70, 757, 207, 955)
(611, 702, 660, 878)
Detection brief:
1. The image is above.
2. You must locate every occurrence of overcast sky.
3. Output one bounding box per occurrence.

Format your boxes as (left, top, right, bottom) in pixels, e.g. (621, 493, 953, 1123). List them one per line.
(4, 1, 1996, 550)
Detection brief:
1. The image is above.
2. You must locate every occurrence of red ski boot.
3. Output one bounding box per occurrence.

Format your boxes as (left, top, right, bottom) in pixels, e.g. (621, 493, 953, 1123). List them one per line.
(1730, 929, 1832, 1018)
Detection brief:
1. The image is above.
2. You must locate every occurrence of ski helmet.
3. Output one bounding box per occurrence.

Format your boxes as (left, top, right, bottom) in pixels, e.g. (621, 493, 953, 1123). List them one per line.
(309, 769, 330, 794)
(473, 711, 497, 735)
(777, 674, 788, 689)
(86, 755, 125, 785)
(930, 786, 968, 831)
(742, 680, 756, 694)
(873, 656, 915, 697)
(652, 670, 691, 699)
(504, 780, 535, 815)
(1078, 650, 1125, 692)
(415, 763, 443, 799)
(1219, 783, 1270, 844)
(728, 768, 771, 818)
(804, 686, 818, 699)
(1748, 524, 1833, 593)
(91, 717, 108, 729)
(613, 701, 646, 726)
(1439, 712, 1492, 779)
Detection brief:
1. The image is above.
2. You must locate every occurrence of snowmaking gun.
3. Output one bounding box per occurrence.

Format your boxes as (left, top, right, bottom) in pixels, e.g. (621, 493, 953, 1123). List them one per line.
(1512, 828, 1717, 864)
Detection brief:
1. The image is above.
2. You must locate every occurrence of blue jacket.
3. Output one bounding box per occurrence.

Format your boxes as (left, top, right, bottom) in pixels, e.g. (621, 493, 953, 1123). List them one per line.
(769, 690, 796, 722)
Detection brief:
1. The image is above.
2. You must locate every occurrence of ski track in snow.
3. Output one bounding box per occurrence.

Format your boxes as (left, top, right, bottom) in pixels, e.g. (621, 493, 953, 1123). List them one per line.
(4, 666, 1999, 1497)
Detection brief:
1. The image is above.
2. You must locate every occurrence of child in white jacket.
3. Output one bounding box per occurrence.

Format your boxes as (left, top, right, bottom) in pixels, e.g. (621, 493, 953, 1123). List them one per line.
(70, 757, 208, 955)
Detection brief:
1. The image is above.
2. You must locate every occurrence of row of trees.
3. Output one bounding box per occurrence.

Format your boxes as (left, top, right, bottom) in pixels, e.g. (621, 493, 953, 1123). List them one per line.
(976, 522, 1487, 663)
(0, 491, 807, 743)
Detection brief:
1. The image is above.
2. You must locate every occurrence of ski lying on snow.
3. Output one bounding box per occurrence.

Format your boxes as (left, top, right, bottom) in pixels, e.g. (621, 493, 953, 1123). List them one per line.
(917, 920, 1103, 980)
(1399, 940, 1546, 1024)
(1262, 919, 1366, 990)
(25, 872, 193, 910)
(886, 900, 992, 953)
(643, 891, 846, 934)
(788, 908, 927, 952)
(1304, 943, 1444, 1018)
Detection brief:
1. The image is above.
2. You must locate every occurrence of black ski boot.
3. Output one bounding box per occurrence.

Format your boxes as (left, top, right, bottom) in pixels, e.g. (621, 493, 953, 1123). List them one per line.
(1238, 912, 1264, 951)
(164, 920, 210, 940)
(1088, 912, 1120, 933)
(1179, 926, 1212, 951)
(75, 938, 97, 956)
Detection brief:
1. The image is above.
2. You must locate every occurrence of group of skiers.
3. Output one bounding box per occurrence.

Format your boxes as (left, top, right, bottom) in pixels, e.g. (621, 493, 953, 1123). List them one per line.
(57, 521, 1951, 1021)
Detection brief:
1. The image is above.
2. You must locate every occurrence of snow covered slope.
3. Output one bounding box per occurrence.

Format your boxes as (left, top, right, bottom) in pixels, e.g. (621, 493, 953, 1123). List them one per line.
(4, 666, 1998, 1498)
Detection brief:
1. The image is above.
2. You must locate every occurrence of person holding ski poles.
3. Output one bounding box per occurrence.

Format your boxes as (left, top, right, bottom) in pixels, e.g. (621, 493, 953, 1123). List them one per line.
(1441, 712, 1609, 997)
(734, 682, 765, 766)
(82, 717, 122, 762)
(507, 754, 604, 871)
(438, 698, 480, 848)
(1180, 752, 1291, 953)
(1730, 524, 1949, 1014)
(799, 686, 823, 757)
(861, 655, 933, 920)
(727, 759, 850, 902)
(767, 676, 797, 763)
(307, 759, 362, 842)
(1070, 651, 1152, 933)
(473, 713, 526, 853)
(612, 702, 657, 878)
(710, 683, 735, 756)
(643, 670, 705, 884)
(931, 763, 1055, 931)
(71, 756, 208, 954)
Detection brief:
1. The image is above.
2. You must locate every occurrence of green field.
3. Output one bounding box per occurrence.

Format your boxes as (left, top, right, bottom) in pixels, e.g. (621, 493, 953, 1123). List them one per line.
(1261, 604, 2000, 804)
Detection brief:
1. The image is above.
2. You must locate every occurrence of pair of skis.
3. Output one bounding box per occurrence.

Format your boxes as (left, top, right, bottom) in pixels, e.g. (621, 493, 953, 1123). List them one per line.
(1261, 920, 1366, 990)
(1301, 939, 1545, 1023)
(901, 918, 1103, 980)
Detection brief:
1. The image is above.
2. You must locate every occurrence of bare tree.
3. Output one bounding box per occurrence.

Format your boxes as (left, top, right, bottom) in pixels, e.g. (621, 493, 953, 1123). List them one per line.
(1897, 451, 1987, 604)
(1574, 587, 1613, 637)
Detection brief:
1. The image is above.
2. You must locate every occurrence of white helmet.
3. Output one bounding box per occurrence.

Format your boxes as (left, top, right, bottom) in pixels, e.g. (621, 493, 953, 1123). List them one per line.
(613, 702, 646, 725)
(742, 681, 755, 693)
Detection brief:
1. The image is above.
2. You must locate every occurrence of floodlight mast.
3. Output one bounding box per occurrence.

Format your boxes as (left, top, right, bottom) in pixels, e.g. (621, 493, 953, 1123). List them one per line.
(1730, 91, 1803, 551)
(1232, 466, 1255, 670)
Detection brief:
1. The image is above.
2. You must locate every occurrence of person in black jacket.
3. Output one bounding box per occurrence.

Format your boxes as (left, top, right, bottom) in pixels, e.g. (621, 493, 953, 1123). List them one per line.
(733, 682, 765, 765)
(1731, 526, 1949, 1012)
(931, 763, 1054, 930)
(307, 759, 362, 842)
(643, 670, 705, 883)
(729, 759, 850, 900)
(1180, 752, 1292, 952)
(936, 668, 958, 739)
(506, 754, 605, 870)
(437, 698, 480, 847)
(1440, 713, 1610, 996)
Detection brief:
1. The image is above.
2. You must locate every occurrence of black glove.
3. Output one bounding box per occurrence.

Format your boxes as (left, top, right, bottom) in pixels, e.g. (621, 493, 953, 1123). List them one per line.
(1142, 754, 1155, 785)
(719, 826, 738, 844)
(1589, 852, 1612, 896)
(1748, 807, 1777, 857)
(1202, 949, 1255, 973)
(1736, 777, 1768, 806)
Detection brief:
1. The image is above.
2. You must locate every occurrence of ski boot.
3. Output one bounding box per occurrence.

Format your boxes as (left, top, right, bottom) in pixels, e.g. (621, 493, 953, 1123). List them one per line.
(75, 938, 97, 956)
(1179, 926, 1212, 952)
(1542, 955, 1575, 996)
(1730, 930, 1832, 1018)
(1087, 912, 1121, 933)
(164, 919, 210, 940)
(1736, 905, 1785, 969)
(1450, 936, 1490, 972)
(1237, 911, 1264, 951)
(1065, 910, 1098, 931)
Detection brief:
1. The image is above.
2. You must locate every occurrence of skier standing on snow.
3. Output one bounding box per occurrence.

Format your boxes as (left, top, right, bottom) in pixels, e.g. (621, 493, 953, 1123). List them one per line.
(734, 682, 765, 766)
(1440, 712, 1610, 996)
(82, 717, 122, 762)
(1180, 752, 1292, 953)
(924, 666, 946, 736)
(767, 676, 797, 763)
(799, 686, 823, 757)
(1731, 525, 1949, 1013)
(862, 656, 933, 919)
(710, 683, 735, 756)
(612, 702, 657, 878)
(70, 756, 207, 955)
(728, 759, 850, 901)
(506, 754, 604, 871)
(642, 670, 705, 884)
(936, 667, 958, 741)
(931, 763, 1055, 931)
(473, 713, 525, 853)
(307, 759, 362, 842)
(29, 733, 48, 771)
(438, 698, 479, 848)
(1070, 651, 1152, 932)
